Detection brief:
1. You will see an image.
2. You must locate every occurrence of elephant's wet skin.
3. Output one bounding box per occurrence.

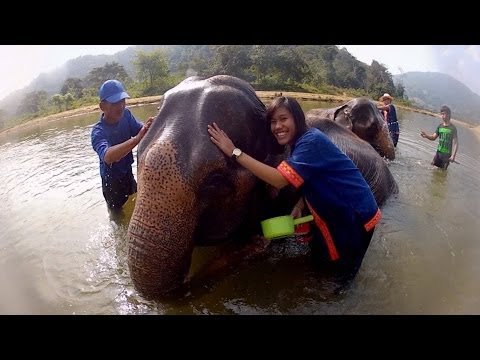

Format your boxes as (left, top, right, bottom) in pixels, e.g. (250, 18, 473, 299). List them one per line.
(191, 235, 271, 285)
(306, 97, 396, 160)
(127, 75, 284, 299)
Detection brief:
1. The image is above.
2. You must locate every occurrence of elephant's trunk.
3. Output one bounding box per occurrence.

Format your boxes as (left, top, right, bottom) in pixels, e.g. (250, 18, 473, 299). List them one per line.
(127, 142, 197, 298)
(373, 121, 396, 160)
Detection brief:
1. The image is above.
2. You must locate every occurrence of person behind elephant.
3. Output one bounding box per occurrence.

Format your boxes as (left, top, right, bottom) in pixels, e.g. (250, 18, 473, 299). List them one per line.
(420, 105, 458, 170)
(208, 96, 382, 281)
(377, 93, 400, 147)
(91, 79, 155, 210)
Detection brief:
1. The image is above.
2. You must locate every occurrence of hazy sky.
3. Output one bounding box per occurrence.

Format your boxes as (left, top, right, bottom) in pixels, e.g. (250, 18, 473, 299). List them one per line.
(0, 45, 130, 100)
(340, 45, 480, 96)
(0, 45, 479, 100)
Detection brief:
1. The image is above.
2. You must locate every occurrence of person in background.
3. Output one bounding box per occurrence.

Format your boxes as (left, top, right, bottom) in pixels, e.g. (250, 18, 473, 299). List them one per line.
(207, 96, 381, 282)
(420, 105, 458, 170)
(91, 79, 154, 210)
(377, 93, 400, 147)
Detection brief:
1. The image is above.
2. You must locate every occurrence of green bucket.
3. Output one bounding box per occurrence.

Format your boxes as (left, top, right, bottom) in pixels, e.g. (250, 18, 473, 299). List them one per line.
(261, 215, 314, 240)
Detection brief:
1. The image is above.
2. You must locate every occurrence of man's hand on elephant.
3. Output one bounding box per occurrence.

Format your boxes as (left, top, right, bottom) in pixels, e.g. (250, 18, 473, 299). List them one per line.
(136, 116, 155, 139)
(207, 122, 236, 157)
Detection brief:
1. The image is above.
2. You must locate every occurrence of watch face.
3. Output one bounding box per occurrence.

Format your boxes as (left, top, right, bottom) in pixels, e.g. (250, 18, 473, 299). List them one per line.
(233, 148, 242, 157)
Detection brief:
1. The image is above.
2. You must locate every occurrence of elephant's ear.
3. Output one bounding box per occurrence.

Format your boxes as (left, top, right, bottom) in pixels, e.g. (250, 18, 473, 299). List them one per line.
(333, 104, 349, 120)
(334, 104, 353, 129)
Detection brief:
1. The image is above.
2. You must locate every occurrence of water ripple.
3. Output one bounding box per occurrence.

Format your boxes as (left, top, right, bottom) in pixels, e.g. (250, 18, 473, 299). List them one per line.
(1, 104, 480, 314)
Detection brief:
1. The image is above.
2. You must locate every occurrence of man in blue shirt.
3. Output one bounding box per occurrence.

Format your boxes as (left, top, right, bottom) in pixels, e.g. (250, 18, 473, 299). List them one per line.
(377, 93, 400, 147)
(91, 79, 154, 210)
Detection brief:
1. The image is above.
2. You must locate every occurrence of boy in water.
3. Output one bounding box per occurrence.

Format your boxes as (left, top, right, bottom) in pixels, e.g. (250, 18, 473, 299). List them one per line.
(420, 105, 458, 170)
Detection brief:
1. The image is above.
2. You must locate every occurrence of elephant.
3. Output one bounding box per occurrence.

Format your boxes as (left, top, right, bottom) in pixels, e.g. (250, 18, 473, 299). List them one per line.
(306, 115, 398, 207)
(306, 97, 396, 160)
(127, 75, 283, 298)
(127, 76, 398, 299)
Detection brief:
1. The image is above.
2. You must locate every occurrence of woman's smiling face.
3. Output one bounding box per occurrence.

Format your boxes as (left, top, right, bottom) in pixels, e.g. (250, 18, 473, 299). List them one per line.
(270, 106, 297, 146)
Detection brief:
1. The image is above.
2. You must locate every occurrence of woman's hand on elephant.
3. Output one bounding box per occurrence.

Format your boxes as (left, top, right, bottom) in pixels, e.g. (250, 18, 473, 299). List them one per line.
(207, 122, 236, 157)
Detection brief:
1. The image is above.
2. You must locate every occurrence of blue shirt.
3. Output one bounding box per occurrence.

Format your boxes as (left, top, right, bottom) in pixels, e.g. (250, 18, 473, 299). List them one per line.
(386, 104, 399, 133)
(91, 108, 143, 179)
(277, 128, 381, 260)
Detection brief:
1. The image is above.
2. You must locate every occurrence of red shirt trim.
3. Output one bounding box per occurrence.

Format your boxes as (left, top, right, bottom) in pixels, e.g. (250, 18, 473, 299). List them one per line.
(364, 208, 381, 232)
(277, 161, 304, 188)
(306, 200, 340, 261)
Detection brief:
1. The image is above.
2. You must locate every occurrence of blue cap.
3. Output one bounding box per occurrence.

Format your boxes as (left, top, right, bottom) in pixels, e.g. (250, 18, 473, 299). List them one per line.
(99, 80, 130, 103)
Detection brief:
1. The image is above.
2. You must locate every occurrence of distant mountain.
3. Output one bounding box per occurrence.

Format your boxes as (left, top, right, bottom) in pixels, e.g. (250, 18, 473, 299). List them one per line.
(0, 45, 171, 116)
(394, 71, 480, 125)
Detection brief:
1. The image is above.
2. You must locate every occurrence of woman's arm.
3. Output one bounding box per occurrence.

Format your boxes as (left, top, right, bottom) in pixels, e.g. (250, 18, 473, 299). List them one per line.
(207, 122, 289, 189)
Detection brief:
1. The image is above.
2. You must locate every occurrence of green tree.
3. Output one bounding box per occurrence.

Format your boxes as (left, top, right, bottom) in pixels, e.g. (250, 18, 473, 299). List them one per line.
(61, 78, 84, 99)
(171, 45, 214, 77)
(251, 45, 275, 84)
(365, 60, 396, 98)
(51, 94, 65, 111)
(297, 45, 338, 88)
(251, 45, 309, 88)
(333, 48, 366, 89)
(64, 93, 74, 110)
(133, 50, 169, 87)
(85, 62, 129, 90)
(17, 91, 48, 116)
(208, 45, 254, 80)
(274, 46, 309, 84)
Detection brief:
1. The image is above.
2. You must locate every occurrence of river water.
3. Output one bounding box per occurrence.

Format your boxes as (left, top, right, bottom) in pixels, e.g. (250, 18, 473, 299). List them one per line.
(1, 102, 479, 314)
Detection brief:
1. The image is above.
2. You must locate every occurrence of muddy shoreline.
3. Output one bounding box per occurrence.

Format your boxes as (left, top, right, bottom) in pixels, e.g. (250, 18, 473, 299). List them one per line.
(1, 91, 479, 141)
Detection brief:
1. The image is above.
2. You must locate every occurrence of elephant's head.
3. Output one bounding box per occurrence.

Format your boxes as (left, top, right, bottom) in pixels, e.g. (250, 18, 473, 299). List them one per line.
(127, 75, 282, 298)
(306, 97, 395, 160)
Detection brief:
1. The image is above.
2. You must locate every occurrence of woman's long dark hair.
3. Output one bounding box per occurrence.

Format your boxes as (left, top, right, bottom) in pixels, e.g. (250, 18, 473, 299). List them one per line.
(266, 96, 308, 146)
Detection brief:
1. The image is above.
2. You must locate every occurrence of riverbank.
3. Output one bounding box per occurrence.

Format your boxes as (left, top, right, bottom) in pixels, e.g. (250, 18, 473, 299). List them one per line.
(1, 91, 479, 141)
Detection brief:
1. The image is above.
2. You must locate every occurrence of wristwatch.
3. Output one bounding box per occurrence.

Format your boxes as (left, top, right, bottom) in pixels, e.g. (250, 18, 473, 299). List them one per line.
(231, 148, 242, 160)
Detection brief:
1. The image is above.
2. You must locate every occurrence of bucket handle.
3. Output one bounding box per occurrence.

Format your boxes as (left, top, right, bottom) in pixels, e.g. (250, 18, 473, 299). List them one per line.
(293, 215, 314, 225)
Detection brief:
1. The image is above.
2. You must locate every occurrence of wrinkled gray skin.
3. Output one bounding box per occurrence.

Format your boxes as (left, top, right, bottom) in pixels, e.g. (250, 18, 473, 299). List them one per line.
(306, 115, 398, 206)
(127, 75, 282, 298)
(127, 76, 398, 299)
(306, 97, 396, 160)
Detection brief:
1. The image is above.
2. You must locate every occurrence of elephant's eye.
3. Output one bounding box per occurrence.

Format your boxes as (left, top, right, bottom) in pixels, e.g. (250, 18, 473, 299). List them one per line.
(199, 171, 234, 198)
